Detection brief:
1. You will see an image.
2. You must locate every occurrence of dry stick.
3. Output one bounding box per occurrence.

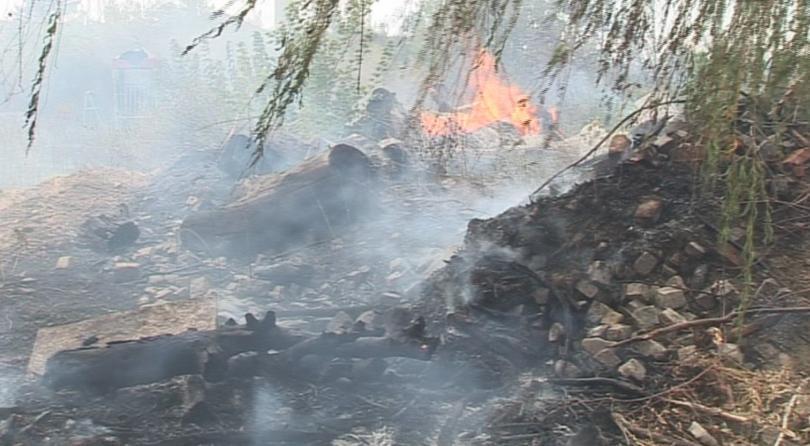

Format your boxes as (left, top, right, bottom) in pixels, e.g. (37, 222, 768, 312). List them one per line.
(663, 398, 751, 423)
(610, 306, 810, 348)
(529, 99, 685, 200)
(612, 412, 700, 446)
(773, 379, 807, 446)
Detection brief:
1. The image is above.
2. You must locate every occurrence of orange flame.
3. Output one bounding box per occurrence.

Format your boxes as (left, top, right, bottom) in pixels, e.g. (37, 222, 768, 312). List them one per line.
(421, 51, 541, 136)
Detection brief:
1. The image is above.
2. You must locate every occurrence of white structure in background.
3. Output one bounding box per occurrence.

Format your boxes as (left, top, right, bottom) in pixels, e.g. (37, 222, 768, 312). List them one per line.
(112, 49, 158, 128)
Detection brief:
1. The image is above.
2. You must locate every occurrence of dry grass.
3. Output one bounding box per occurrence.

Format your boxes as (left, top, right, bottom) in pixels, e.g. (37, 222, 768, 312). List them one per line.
(610, 353, 810, 446)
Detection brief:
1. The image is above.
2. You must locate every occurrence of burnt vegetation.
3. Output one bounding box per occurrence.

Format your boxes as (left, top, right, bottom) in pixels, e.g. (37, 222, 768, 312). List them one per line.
(2, 0, 810, 445)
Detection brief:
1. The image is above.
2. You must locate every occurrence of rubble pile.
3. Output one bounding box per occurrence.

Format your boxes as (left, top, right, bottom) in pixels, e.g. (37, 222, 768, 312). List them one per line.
(411, 118, 810, 443)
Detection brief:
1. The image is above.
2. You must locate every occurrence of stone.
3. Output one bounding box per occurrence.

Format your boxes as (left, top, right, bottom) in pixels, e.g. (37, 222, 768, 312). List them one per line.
(688, 421, 719, 446)
(586, 302, 622, 325)
(661, 264, 679, 277)
(684, 241, 707, 258)
(609, 134, 632, 155)
(553, 360, 582, 378)
(326, 311, 354, 334)
(55, 256, 72, 269)
(632, 252, 658, 276)
(718, 343, 744, 363)
(632, 305, 660, 329)
(716, 242, 743, 266)
(601, 309, 625, 325)
(659, 308, 687, 325)
(689, 264, 709, 289)
(636, 340, 668, 360)
(113, 262, 141, 283)
(693, 291, 717, 311)
(634, 196, 663, 225)
(667, 252, 686, 269)
(575, 280, 600, 299)
(624, 283, 651, 302)
(581, 337, 616, 355)
(593, 349, 622, 368)
(587, 261, 613, 285)
(587, 325, 608, 337)
(605, 324, 633, 341)
(666, 275, 686, 289)
(355, 310, 384, 333)
(654, 287, 687, 309)
(533, 288, 550, 305)
(618, 358, 647, 381)
(709, 280, 738, 298)
(548, 322, 565, 342)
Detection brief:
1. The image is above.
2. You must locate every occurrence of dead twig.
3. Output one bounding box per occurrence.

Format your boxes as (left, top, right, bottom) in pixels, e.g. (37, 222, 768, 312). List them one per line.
(548, 377, 647, 397)
(612, 412, 700, 446)
(663, 398, 751, 423)
(611, 306, 810, 348)
(773, 379, 807, 446)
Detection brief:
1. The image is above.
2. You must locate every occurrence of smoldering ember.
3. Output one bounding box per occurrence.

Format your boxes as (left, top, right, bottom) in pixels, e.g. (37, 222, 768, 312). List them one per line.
(2, 2, 810, 446)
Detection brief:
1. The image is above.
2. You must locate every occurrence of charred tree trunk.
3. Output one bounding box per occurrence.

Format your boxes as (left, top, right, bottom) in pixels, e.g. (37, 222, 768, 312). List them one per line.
(42, 311, 439, 393)
(181, 144, 375, 257)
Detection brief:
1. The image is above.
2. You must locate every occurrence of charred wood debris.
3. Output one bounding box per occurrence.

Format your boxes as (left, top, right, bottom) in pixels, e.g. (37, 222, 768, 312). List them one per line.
(2, 100, 810, 445)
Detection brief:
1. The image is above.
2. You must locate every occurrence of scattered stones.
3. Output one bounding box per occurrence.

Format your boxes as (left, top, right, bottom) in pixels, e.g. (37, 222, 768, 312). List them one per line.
(688, 421, 719, 446)
(605, 324, 633, 341)
(581, 337, 616, 356)
(548, 322, 566, 342)
(634, 196, 663, 226)
(618, 359, 647, 381)
(659, 308, 687, 325)
(631, 305, 660, 329)
(684, 241, 707, 258)
(575, 280, 600, 299)
(553, 360, 582, 379)
(55, 256, 72, 270)
(624, 283, 651, 302)
(654, 287, 687, 309)
(593, 349, 622, 368)
(633, 252, 658, 276)
(636, 340, 668, 360)
(112, 262, 141, 283)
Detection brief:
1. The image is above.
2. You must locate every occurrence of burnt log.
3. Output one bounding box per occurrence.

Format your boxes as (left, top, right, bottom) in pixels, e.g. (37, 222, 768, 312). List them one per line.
(42, 311, 439, 392)
(181, 144, 375, 257)
(42, 311, 301, 392)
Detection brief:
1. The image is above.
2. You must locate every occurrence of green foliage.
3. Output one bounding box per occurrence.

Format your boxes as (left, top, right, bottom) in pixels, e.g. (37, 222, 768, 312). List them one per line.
(25, 7, 60, 153)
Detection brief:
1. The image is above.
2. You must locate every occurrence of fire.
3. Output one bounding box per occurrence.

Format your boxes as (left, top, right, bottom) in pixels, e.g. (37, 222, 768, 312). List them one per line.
(421, 51, 541, 136)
